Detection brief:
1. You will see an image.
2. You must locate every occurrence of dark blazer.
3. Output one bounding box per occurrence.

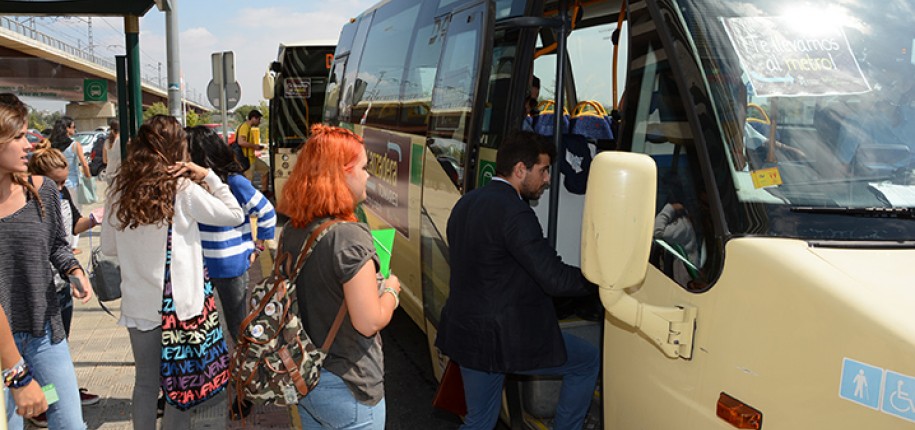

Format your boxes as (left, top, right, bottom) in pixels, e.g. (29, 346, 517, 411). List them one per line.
(435, 180, 594, 372)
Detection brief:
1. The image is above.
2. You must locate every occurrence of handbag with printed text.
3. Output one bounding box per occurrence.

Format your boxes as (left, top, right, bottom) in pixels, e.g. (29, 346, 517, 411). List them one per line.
(159, 226, 230, 410)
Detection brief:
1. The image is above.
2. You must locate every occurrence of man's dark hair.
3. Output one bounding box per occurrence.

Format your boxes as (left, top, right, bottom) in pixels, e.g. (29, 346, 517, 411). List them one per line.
(495, 131, 555, 177)
(531, 75, 540, 90)
(247, 109, 263, 120)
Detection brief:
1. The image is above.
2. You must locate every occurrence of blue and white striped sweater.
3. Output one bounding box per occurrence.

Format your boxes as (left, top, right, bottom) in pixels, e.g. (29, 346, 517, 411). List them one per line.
(199, 174, 276, 278)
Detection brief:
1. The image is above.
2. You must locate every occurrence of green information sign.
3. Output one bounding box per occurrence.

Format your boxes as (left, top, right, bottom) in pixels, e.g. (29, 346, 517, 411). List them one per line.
(410, 143, 423, 185)
(83, 79, 108, 102)
(477, 160, 496, 188)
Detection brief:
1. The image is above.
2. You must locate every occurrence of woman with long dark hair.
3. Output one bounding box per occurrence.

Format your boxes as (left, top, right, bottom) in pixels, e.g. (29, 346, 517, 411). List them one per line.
(278, 124, 401, 430)
(48, 116, 90, 253)
(101, 115, 244, 429)
(185, 125, 276, 342)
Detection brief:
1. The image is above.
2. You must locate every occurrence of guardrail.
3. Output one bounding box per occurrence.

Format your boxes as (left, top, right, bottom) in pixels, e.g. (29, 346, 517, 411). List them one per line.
(0, 16, 207, 106)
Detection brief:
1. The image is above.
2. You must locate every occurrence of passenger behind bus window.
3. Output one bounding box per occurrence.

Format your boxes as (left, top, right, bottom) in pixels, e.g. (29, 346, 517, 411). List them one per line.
(436, 131, 599, 430)
(523, 75, 541, 131)
(653, 183, 702, 286)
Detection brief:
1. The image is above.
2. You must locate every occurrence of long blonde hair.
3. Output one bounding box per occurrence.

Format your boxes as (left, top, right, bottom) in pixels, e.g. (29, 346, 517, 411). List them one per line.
(0, 93, 43, 218)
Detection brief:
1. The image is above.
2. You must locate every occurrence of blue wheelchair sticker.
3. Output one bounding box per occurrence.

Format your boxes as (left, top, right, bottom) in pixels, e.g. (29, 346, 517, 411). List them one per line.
(839, 358, 883, 410)
(882, 371, 915, 423)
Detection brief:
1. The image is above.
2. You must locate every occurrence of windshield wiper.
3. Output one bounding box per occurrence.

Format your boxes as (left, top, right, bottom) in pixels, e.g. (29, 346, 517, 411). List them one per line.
(790, 207, 915, 219)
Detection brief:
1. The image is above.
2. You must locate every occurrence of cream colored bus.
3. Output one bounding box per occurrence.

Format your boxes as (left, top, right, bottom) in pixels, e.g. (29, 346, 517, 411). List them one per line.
(327, 0, 915, 427)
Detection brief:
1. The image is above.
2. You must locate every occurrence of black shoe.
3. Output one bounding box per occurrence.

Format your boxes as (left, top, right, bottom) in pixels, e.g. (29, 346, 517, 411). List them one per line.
(157, 394, 165, 417)
(229, 398, 253, 421)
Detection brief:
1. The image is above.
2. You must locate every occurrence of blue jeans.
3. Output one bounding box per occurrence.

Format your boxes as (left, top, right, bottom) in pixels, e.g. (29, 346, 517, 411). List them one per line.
(459, 332, 599, 430)
(298, 369, 386, 430)
(4, 323, 85, 430)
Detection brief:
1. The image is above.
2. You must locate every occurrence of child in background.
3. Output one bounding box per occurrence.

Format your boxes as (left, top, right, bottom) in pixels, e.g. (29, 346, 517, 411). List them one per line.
(26, 147, 100, 427)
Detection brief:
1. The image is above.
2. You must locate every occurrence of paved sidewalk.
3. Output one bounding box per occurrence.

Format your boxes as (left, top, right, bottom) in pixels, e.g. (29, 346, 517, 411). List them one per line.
(43, 192, 299, 429)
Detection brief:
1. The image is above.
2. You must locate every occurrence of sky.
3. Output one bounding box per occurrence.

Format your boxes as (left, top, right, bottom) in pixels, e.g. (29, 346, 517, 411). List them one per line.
(25, 0, 378, 111)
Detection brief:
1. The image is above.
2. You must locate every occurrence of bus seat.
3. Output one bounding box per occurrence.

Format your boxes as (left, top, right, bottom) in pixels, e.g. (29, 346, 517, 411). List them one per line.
(570, 101, 614, 141)
(533, 100, 570, 136)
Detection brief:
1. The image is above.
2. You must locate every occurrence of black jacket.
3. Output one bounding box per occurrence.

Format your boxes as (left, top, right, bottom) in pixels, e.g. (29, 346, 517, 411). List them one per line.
(435, 180, 594, 372)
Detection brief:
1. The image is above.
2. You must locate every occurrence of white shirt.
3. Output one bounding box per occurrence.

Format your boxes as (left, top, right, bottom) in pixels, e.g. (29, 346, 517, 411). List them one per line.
(100, 170, 244, 326)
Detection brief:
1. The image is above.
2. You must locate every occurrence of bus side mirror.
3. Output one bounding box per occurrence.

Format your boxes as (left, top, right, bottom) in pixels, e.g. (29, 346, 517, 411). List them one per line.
(581, 151, 656, 292)
(581, 152, 697, 359)
(263, 70, 275, 100)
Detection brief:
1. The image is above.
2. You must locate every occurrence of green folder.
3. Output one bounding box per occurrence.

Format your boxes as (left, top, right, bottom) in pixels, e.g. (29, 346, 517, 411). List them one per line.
(371, 229, 395, 278)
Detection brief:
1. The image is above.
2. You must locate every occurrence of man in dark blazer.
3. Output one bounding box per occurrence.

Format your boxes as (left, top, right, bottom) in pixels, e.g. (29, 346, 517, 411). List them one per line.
(435, 131, 599, 430)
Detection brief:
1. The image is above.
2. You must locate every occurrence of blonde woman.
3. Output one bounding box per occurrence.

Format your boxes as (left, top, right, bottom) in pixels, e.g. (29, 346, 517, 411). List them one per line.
(0, 95, 90, 429)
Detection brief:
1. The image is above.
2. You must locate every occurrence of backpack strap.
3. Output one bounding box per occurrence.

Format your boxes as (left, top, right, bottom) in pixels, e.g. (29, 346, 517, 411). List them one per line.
(322, 302, 348, 351)
(288, 219, 343, 280)
(274, 218, 349, 351)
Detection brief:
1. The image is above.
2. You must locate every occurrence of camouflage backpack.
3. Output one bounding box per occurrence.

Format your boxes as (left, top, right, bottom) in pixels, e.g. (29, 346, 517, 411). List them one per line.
(230, 219, 347, 406)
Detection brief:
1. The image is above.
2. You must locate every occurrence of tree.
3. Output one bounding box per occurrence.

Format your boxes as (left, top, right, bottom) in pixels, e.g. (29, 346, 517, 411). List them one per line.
(28, 110, 61, 132)
(143, 102, 168, 122)
(185, 110, 201, 127)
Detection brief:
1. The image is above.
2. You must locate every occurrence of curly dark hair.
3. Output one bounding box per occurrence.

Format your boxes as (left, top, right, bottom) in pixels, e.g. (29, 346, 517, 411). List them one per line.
(112, 115, 188, 229)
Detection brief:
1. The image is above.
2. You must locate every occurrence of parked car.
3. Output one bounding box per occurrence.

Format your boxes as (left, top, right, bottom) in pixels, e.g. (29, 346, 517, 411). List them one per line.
(203, 123, 236, 143)
(25, 130, 43, 150)
(72, 131, 107, 158)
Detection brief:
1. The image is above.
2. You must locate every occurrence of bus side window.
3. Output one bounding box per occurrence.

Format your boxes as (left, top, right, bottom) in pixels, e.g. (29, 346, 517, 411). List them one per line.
(341, 14, 373, 125)
(624, 17, 715, 290)
(353, 2, 422, 129)
(400, 11, 445, 134)
(428, 4, 486, 189)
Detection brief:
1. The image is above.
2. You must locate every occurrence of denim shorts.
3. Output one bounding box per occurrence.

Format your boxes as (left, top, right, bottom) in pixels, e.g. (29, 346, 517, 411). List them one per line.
(297, 369, 385, 430)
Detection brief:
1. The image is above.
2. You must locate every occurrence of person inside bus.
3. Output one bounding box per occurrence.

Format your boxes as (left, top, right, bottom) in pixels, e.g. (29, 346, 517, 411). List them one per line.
(653, 182, 702, 285)
(436, 131, 599, 430)
(523, 75, 541, 131)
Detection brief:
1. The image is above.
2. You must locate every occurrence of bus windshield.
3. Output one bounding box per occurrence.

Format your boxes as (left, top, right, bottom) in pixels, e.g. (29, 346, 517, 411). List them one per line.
(684, 0, 915, 211)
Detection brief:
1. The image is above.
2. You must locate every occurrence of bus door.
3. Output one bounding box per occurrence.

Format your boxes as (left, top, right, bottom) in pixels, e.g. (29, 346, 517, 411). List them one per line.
(419, 0, 494, 376)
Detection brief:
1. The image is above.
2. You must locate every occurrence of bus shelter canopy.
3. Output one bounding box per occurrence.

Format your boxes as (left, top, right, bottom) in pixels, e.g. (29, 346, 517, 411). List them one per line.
(0, 0, 156, 16)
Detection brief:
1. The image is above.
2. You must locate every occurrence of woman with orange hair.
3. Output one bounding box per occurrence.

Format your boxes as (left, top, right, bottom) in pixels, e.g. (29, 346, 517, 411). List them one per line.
(277, 124, 400, 430)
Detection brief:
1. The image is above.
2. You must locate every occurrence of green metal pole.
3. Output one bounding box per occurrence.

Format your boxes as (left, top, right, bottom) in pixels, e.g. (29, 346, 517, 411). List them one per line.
(116, 55, 130, 161)
(125, 15, 142, 135)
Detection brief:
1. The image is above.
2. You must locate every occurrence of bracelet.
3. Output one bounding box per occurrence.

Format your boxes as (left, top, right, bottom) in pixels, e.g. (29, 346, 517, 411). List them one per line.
(2, 359, 32, 389)
(383, 286, 400, 308)
(2, 358, 24, 382)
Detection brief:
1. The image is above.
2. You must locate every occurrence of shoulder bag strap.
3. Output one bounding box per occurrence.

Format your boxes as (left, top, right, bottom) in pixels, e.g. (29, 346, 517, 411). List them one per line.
(288, 219, 343, 279)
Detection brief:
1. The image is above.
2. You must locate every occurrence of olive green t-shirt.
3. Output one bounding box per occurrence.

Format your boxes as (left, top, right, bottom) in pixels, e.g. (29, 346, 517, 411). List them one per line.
(283, 221, 384, 405)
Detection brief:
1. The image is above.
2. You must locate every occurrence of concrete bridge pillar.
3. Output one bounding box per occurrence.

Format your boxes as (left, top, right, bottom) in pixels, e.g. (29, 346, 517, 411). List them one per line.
(66, 101, 117, 132)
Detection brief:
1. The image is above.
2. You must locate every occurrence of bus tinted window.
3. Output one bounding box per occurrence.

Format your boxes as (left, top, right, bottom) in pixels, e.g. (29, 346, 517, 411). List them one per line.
(400, 17, 444, 131)
(354, 2, 422, 127)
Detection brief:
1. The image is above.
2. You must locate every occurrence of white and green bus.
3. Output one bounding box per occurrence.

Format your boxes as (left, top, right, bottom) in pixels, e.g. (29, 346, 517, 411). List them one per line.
(326, 0, 915, 428)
